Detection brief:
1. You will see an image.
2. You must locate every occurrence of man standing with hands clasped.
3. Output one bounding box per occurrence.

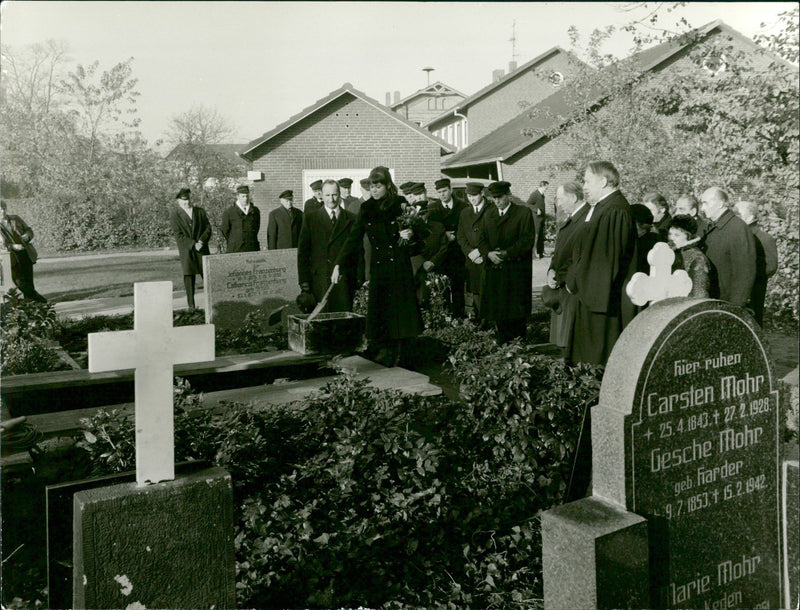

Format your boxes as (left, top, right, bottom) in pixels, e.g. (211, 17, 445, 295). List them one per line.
(220, 185, 260, 252)
(427, 177, 468, 317)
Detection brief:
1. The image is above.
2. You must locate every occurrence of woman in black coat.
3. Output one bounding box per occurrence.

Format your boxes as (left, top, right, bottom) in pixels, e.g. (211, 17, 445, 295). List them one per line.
(334, 166, 422, 367)
(169, 188, 211, 309)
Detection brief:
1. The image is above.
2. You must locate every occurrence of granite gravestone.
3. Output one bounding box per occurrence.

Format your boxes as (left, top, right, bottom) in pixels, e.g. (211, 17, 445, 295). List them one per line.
(594, 299, 782, 609)
(203, 249, 299, 332)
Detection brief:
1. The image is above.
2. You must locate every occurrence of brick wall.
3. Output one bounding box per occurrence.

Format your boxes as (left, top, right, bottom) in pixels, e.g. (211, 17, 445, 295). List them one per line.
(248, 93, 445, 245)
(468, 52, 581, 143)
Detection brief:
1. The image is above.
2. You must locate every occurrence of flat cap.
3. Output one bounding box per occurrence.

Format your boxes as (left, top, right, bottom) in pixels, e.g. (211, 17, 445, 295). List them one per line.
(407, 182, 426, 195)
(434, 178, 451, 190)
(465, 182, 485, 196)
(236, 185, 250, 194)
(359, 178, 371, 189)
(279, 190, 293, 200)
(398, 181, 415, 193)
(310, 180, 323, 190)
(337, 178, 353, 188)
(487, 181, 511, 197)
(175, 187, 191, 200)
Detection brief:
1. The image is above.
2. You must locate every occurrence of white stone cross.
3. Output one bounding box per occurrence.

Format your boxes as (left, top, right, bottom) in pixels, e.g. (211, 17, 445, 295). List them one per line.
(88, 281, 215, 485)
(626, 241, 693, 306)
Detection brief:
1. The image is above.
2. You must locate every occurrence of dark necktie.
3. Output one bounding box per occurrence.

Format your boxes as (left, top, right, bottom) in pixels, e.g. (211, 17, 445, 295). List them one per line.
(330, 210, 337, 225)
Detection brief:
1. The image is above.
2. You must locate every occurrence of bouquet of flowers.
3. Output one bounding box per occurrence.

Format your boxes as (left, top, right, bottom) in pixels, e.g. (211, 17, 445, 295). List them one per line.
(395, 205, 428, 246)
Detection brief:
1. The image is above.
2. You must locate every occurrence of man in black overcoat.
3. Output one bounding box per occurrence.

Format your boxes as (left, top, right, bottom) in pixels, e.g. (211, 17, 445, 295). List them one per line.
(700, 187, 756, 308)
(427, 178, 467, 317)
(338, 178, 360, 211)
(565, 161, 637, 366)
(527, 180, 548, 259)
(169, 188, 211, 309)
(0, 200, 46, 302)
(478, 181, 535, 344)
(457, 182, 490, 319)
(267, 190, 303, 250)
(303, 180, 324, 212)
(220, 185, 260, 252)
(297, 180, 357, 312)
(734, 200, 778, 325)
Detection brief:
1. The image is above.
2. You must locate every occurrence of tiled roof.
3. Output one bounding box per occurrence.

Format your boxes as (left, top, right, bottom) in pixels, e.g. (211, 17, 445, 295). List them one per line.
(442, 20, 758, 169)
(424, 46, 581, 129)
(240, 83, 454, 161)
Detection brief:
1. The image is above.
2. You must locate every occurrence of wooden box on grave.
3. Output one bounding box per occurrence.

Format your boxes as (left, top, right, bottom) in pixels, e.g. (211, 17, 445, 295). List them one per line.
(287, 312, 366, 355)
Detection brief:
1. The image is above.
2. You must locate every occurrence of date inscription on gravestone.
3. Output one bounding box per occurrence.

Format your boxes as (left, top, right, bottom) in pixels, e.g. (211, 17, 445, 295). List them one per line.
(627, 307, 780, 609)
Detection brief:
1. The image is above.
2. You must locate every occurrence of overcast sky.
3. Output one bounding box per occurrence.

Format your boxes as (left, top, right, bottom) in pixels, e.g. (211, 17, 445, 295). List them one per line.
(2, 1, 793, 150)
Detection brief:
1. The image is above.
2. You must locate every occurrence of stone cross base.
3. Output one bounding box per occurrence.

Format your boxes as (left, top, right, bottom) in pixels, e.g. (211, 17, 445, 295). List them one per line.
(541, 496, 650, 609)
(72, 467, 236, 609)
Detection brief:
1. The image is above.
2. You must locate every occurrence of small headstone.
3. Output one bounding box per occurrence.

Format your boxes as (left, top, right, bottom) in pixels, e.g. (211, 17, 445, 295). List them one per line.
(627, 242, 692, 306)
(73, 466, 235, 609)
(203, 249, 299, 332)
(595, 299, 782, 608)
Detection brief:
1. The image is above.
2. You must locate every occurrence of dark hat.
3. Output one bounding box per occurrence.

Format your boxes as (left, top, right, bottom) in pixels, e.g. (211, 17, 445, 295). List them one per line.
(630, 203, 654, 225)
(487, 181, 511, 197)
(434, 178, 451, 189)
(279, 190, 293, 200)
(465, 182, 484, 196)
(175, 188, 191, 200)
(398, 181, 415, 193)
(236, 185, 250, 194)
(408, 182, 425, 196)
(296, 291, 317, 314)
(541, 285, 564, 314)
(359, 178, 371, 189)
(368, 166, 393, 185)
(310, 180, 323, 191)
(337, 178, 353, 188)
(669, 214, 698, 237)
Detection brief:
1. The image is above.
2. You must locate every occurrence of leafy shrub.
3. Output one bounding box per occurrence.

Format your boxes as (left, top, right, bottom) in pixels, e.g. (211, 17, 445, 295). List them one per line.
(0, 289, 65, 375)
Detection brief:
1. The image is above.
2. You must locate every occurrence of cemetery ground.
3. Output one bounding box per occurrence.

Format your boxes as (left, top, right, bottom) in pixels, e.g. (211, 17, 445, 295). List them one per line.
(2, 249, 798, 609)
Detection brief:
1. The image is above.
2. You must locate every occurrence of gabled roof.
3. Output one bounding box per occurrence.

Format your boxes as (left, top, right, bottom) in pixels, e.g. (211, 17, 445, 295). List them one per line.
(166, 143, 249, 165)
(390, 81, 466, 109)
(241, 83, 455, 161)
(424, 46, 580, 129)
(442, 20, 776, 169)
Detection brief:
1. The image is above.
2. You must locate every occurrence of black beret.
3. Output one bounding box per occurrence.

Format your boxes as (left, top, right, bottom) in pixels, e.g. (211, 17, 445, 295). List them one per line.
(175, 188, 191, 200)
(337, 178, 353, 188)
(359, 178, 371, 189)
(434, 178, 451, 189)
(310, 180, 323, 190)
(669, 214, 698, 237)
(236, 185, 250, 194)
(465, 182, 485, 196)
(630, 203, 654, 225)
(279, 190, 293, 200)
(487, 181, 511, 197)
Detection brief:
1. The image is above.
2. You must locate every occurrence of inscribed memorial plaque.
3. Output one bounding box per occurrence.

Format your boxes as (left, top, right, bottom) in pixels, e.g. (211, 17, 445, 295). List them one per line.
(203, 249, 299, 331)
(595, 299, 781, 609)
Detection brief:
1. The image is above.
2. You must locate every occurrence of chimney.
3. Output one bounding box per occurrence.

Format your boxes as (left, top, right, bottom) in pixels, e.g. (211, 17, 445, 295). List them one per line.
(509, 61, 518, 73)
(492, 69, 504, 83)
(394, 90, 400, 104)
(385, 92, 392, 106)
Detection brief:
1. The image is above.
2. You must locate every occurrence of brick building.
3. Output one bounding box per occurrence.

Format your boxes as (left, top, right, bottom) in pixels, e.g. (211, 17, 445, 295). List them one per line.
(439, 20, 783, 214)
(424, 47, 585, 151)
(389, 81, 466, 126)
(239, 83, 454, 246)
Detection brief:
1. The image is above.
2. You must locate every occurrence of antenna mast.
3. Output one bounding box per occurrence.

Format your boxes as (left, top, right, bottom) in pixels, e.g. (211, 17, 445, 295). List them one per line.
(509, 20, 519, 64)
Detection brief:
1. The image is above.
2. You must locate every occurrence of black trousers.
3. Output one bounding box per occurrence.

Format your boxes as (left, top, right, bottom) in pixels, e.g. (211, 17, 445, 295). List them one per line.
(11, 251, 46, 303)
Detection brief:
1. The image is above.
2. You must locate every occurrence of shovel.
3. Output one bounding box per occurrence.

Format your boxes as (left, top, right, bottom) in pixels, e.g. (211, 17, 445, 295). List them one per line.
(307, 282, 335, 322)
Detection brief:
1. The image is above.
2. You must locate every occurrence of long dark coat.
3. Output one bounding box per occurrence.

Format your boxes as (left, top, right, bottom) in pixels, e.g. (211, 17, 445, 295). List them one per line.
(702, 209, 756, 307)
(565, 190, 637, 366)
(477, 203, 535, 322)
(169, 204, 211, 275)
(338, 194, 422, 344)
(548, 203, 589, 347)
(427, 198, 467, 278)
(457, 202, 489, 297)
(220, 204, 260, 252)
(267, 205, 302, 250)
(297, 206, 357, 312)
(303, 197, 323, 213)
(527, 189, 546, 256)
(747, 222, 778, 325)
